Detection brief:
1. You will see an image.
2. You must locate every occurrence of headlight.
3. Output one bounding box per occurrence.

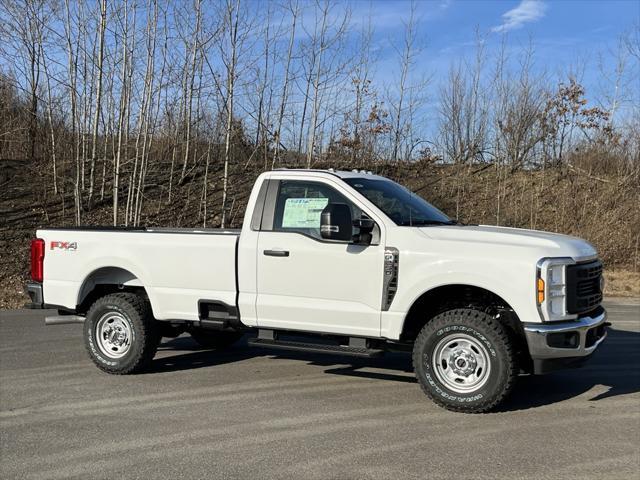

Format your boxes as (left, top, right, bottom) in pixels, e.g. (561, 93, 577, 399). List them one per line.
(536, 258, 578, 322)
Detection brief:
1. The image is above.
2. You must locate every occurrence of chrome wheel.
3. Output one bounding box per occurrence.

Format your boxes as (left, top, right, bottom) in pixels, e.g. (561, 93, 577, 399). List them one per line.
(95, 312, 133, 359)
(432, 333, 491, 394)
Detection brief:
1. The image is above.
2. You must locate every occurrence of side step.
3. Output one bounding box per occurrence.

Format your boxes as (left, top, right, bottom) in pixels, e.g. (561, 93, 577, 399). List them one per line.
(247, 330, 384, 358)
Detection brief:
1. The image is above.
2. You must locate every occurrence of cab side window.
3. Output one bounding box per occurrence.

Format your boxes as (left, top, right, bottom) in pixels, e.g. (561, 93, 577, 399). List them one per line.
(272, 180, 361, 240)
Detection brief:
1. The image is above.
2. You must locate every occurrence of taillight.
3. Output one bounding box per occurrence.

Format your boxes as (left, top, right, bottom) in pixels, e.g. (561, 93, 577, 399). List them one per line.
(30, 238, 45, 282)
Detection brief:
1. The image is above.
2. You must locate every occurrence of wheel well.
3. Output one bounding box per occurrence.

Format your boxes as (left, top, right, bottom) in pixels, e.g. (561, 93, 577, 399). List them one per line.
(400, 285, 528, 365)
(76, 267, 148, 314)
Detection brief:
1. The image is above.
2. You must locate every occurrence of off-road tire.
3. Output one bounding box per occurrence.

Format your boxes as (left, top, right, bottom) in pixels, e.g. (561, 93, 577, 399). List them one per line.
(189, 329, 243, 350)
(84, 292, 159, 374)
(412, 308, 517, 413)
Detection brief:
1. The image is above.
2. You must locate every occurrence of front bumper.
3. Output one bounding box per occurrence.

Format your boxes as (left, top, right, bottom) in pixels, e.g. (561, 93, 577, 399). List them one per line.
(524, 307, 608, 374)
(25, 281, 44, 309)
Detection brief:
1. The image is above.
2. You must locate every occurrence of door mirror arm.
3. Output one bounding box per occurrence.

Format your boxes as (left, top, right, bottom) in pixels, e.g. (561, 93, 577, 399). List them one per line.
(352, 217, 374, 245)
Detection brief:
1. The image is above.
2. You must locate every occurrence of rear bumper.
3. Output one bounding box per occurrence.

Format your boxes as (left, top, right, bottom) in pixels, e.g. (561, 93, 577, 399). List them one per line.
(524, 307, 608, 374)
(25, 281, 44, 309)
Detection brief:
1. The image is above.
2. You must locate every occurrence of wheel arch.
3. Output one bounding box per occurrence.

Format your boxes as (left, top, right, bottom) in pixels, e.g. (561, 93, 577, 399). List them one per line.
(400, 284, 528, 359)
(76, 266, 148, 315)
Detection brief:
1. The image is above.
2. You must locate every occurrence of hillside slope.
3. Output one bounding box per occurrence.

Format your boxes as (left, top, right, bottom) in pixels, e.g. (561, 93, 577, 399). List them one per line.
(1, 160, 638, 308)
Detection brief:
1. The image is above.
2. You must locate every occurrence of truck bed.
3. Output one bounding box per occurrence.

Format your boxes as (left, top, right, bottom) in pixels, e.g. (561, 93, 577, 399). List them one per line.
(41, 226, 242, 235)
(37, 227, 240, 321)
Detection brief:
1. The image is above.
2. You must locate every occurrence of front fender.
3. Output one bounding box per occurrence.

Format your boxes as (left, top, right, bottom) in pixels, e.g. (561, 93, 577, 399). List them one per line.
(382, 257, 539, 340)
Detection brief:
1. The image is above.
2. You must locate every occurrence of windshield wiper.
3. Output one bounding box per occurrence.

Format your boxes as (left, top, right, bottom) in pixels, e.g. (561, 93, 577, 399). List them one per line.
(399, 219, 459, 226)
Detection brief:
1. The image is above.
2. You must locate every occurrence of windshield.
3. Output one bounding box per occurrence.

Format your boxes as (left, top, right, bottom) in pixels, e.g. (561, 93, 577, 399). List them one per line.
(343, 177, 454, 226)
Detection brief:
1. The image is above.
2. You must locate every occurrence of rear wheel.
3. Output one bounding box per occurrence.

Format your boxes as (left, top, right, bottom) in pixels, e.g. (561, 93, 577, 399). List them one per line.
(189, 329, 243, 350)
(84, 292, 159, 374)
(412, 308, 517, 413)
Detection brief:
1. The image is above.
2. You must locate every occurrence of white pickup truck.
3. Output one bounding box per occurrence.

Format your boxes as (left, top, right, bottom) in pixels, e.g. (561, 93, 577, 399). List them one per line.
(26, 169, 608, 412)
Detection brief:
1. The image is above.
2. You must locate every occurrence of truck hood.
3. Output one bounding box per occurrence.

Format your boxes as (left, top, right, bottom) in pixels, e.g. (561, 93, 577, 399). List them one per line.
(418, 224, 597, 260)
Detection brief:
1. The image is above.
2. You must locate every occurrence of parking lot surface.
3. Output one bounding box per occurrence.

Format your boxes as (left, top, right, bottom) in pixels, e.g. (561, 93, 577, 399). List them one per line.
(1, 300, 639, 479)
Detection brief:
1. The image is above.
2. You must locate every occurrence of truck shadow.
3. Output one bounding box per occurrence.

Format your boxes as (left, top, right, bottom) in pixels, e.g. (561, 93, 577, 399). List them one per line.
(321, 327, 640, 412)
(149, 337, 257, 373)
(501, 327, 640, 411)
(150, 328, 640, 411)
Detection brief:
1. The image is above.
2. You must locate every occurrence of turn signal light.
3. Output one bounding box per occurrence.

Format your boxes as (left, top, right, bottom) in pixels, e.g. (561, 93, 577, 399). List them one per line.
(537, 278, 545, 304)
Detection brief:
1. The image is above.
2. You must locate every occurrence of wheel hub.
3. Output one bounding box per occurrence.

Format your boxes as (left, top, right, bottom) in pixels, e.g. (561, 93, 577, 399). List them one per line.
(450, 349, 477, 376)
(106, 325, 127, 347)
(432, 333, 491, 394)
(96, 313, 133, 359)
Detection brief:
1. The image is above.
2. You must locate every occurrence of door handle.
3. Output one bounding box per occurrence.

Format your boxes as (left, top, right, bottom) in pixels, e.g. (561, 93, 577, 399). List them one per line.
(263, 249, 290, 257)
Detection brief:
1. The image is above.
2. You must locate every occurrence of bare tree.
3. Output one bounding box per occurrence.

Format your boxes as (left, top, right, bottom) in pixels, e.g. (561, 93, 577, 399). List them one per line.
(272, 0, 299, 169)
(302, 0, 350, 167)
(62, 0, 82, 224)
(129, 0, 160, 226)
(493, 40, 546, 169)
(179, 0, 202, 184)
(220, 0, 241, 228)
(390, 2, 421, 162)
(0, 0, 46, 167)
(438, 32, 489, 165)
(350, 14, 374, 165)
(87, 0, 107, 208)
(38, 11, 58, 195)
(112, 0, 136, 225)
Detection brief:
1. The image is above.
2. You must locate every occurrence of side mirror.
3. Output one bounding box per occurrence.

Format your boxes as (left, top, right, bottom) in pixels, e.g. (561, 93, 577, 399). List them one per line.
(320, 203, 353, 241)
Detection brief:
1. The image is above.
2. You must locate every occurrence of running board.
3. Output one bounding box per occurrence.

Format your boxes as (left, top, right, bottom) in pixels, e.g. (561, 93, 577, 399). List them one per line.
(247, 330, 384, 358)
(45, 315, 85, 325)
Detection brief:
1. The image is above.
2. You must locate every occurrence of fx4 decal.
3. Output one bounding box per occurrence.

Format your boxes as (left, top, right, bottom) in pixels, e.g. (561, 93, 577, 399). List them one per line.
(50, 241, 78, 251)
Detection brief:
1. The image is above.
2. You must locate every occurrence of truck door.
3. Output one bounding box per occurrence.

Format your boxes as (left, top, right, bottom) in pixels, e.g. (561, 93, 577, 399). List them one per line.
(255, 178, 385, 337)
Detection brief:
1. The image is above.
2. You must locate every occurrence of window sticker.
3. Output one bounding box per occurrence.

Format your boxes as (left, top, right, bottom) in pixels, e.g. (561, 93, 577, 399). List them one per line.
(282, 197, 329, 228)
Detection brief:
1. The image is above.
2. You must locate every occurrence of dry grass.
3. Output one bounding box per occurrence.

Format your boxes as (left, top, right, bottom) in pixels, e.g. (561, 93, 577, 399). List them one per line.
(0, 275, 27, 310)
(604, 269, 640, 298)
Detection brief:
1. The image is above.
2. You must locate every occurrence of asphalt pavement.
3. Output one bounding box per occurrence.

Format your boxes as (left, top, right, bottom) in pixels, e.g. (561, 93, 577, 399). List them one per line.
(1, 300, 639, 480)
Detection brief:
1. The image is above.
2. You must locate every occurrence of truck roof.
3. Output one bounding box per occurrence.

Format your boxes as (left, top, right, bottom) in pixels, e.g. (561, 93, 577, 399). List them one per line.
(273, 168, 389, 181)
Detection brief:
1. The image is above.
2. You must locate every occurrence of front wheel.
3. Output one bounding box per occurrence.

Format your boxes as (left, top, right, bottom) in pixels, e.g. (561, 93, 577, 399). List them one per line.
(412, 308, 517, 413)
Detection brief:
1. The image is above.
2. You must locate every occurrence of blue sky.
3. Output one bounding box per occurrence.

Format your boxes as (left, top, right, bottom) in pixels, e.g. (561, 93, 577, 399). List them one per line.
(343, 0, 639, 116)
(351, 0, 638, 60)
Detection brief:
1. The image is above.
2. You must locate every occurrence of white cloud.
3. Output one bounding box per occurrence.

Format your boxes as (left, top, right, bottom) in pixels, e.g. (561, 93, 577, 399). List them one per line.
(491, 0, 548, 33)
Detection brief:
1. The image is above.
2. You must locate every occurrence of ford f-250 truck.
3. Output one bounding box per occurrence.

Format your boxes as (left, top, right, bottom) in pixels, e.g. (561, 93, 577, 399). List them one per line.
(26, 169, 608, 412)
